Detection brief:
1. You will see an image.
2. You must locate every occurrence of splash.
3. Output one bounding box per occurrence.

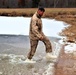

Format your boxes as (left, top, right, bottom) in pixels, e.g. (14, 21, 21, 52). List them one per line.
(0, 54, 26, 64)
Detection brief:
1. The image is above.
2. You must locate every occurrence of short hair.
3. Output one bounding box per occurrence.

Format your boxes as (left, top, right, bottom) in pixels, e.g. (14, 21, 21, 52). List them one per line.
(38, 7, 45, 12)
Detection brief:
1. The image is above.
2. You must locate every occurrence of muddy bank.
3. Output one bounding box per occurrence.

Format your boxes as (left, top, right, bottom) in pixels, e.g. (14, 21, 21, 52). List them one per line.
(55, 12, 76, 42)
(55, 45, 76, 75)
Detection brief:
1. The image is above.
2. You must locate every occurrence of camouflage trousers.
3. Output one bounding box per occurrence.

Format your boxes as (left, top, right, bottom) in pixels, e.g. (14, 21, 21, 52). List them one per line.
(27, 37, 52, 59)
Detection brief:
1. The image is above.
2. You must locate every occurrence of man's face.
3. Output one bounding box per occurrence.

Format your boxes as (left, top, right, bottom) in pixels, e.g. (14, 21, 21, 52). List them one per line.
(38, 10, 44, 17)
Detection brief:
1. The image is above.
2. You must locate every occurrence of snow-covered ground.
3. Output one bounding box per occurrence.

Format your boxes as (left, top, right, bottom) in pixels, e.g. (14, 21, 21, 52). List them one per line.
(59, 38, 76, 54)
(64, 43, 76, 53)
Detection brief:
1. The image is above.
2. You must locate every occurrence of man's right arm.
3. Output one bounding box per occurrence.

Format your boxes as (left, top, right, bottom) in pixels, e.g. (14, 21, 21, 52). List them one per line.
(31, 19, 43, 40)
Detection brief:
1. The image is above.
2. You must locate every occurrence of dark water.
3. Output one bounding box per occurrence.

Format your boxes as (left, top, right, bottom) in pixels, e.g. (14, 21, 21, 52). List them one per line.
(0, 35, 61, 75)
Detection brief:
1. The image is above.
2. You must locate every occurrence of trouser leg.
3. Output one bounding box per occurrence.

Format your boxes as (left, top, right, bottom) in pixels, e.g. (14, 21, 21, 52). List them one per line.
(42, 36, 52, 53)
(27, 40, 38, 59)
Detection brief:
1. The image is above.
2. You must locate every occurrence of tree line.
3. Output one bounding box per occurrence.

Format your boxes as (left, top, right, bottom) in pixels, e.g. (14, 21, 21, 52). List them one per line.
(0, 0, 76, 8)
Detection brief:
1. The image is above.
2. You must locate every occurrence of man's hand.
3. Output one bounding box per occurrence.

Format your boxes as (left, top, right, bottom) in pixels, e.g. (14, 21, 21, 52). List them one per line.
(39, 36, 44, 40)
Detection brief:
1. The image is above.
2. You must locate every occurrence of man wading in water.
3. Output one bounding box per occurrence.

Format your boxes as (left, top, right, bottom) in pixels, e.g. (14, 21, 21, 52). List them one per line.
(25, 8, 57, 63)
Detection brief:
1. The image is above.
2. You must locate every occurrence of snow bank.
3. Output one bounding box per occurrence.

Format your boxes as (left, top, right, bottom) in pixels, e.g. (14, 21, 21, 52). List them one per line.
(64, 43, 76, 53)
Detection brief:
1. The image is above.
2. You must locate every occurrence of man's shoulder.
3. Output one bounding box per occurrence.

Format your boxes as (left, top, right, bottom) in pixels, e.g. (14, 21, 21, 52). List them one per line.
(32, 13, 38, 21)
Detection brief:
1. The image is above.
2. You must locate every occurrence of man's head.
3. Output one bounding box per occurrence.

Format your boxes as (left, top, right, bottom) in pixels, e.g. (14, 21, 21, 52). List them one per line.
(37, 7, 45, 17)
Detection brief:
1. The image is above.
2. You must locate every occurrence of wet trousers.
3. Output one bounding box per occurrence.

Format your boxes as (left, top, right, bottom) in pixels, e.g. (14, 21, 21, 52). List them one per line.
(27, 37, 52, 59)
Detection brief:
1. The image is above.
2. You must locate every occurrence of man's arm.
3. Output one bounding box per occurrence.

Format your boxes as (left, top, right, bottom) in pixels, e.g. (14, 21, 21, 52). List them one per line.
(31, 19, 43, 39)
